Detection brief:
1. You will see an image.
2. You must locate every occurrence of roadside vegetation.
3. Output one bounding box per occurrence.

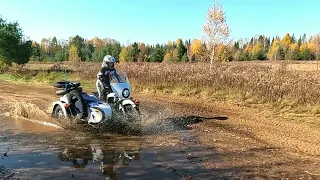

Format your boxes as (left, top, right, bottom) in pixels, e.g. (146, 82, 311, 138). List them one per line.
(2, 61, 320, 124)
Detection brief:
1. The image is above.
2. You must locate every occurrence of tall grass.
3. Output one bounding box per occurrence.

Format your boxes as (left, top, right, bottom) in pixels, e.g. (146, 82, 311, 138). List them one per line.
(3, 61, 320, 106)
(71, 62, 320, 105)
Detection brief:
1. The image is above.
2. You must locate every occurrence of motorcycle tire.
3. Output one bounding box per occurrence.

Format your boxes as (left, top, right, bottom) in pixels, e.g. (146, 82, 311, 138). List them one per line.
(123, 105, 142, 124)
(67, 90, 87, 119)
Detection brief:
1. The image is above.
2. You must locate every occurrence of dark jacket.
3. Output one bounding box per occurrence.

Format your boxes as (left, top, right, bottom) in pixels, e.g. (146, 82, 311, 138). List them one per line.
(98, 67, 116, 87)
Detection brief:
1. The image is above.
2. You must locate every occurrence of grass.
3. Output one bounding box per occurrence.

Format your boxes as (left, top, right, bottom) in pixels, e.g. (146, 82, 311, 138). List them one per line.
(2, 61, 320, 123)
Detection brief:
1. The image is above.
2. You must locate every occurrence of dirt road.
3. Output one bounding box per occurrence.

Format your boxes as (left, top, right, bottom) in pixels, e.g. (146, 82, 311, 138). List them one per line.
(0, 80, 320, 179)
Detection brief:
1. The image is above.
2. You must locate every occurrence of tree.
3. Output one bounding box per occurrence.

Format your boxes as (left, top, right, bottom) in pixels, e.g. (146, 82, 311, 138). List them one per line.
(50, 36, 59, 54)
(119, 45, 137, 63)
(190, 39, 202, 61)
(238, 50, 250, 61)
(298, 36, 302, 46)
(163, 52, 173, 63)
(300, 43, 313, 60)
(234, 41, 240, 49)
(30, 41, 40, 60)
(68, 44, 81, 62)
(138, 43, 150, 62)
(281, 33, 292, 52)
(285, 43, 300, 60)
(82, 43, 94, 60)
(132, 42, 140, 62)
(17, 40, 32, 64)
(119, 46, 131, 63)
(172, 48, 180, 62)
(181, 53, 189, 62)
(0, 17, 32, 65)
(197, 43, 210, 62)
(292, 34, 296, 43)
(309, 34, 320, 60)
(88, 37, 106, 50)
(149, 44, 164, 62)
(110, 42, 122, 61)
(268, 38, 284, 60)
(251, 42, 265, 60)
(163, 48, 179, 63)
(244, 43, 253, 60)
(201, 0, 230, 68)
(70, 35, 85, 61)
(177, 39, 187, 59)
(302, 33, 307, 44)
(185, 39, 191, 49)
(216, 44, 233, 61)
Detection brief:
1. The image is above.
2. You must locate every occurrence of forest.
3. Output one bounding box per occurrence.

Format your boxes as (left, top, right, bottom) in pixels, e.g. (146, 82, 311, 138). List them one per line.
(1, 3, 320, 66)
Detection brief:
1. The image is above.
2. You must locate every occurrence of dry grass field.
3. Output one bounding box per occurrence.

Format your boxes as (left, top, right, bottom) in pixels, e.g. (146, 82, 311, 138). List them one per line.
(5, 60, 320, 117)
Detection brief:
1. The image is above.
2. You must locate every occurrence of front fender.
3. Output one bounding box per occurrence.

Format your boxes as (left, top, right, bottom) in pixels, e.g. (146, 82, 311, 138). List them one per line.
(121, 99, 136, 107)
(52, 101, 69, 117)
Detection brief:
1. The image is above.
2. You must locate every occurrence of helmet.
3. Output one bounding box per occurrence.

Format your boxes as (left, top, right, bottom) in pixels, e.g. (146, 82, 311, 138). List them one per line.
(102, 55, 116, 69)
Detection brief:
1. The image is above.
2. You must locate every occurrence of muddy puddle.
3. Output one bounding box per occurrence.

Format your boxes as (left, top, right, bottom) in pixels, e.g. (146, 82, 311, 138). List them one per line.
(0, 112, 204, 180)
(2, 80, 320, 179)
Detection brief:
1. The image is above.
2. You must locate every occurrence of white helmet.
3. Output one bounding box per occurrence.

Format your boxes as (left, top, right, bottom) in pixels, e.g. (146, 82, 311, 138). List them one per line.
(102, 55, 116, 68)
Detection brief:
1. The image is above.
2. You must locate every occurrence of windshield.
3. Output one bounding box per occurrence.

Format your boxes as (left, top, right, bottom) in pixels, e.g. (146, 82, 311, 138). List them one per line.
(109, 70, 129, 84)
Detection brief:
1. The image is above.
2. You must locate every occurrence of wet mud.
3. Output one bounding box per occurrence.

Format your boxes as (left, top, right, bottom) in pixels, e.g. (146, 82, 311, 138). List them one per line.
(1, 81, 320, 179)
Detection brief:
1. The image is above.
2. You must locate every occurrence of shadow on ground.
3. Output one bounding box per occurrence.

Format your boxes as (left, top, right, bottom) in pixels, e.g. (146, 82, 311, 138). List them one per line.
(141, 115, 228, 135)
(168, 115, 228, 127)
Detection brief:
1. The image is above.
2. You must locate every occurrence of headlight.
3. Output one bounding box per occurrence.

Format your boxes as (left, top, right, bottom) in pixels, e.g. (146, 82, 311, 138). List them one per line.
(122, 89, 130, 98)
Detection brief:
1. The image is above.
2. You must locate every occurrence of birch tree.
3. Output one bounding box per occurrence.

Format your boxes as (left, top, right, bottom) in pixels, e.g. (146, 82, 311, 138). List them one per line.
(201, 0, 230, 68)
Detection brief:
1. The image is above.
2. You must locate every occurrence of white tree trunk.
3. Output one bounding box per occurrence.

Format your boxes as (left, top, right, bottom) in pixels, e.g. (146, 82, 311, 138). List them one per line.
(210, 47, 215, 69)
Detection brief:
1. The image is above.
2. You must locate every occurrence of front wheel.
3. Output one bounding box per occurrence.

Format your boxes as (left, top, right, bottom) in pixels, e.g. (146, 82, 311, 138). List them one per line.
(123, 105, 142, 135)
(123, 105, 141, 122)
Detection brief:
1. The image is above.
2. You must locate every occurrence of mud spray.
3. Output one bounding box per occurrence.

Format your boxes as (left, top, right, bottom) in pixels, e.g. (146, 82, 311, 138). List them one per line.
(2, 101, 64, 129)
(3, 100, 185, 135)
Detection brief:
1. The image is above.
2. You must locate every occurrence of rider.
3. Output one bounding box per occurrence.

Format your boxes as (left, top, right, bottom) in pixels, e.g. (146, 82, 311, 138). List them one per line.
(96, 55, 117, 101)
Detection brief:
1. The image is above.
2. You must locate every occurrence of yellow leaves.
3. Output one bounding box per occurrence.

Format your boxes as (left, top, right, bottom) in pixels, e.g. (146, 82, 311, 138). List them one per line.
(68, 44, 80, 62)
(119, 46, 130, 63)
(88, 37, 105, 50)
(267, 39, 281, 60)
(190, 39, 202, 56)
(216, 44, 224, 54)
(201, 0, 230, 61)
(244, 44, 253, 53)
(281, 33, 292, 49)
(252, 42, 263, 54)
(300, 43, 308, 51)
(215, 44, 232, 61)
(173, 48, 179, 58)
(163, 52, 173, 63)
(212, 5, 225, 22)
(31, 41, 37, 47)
(163, 48, 179, 63)
(138, 43, 146, 53)
(309, 41, 316, 53)
(308, 35, 320, 55)
(290, 43, 299, 51)
(176, 38, 183, 46)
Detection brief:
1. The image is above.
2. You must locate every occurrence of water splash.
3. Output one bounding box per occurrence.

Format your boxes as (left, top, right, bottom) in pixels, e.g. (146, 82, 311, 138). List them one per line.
(139, 107, 183, 135)
(4, 101, 64, 129)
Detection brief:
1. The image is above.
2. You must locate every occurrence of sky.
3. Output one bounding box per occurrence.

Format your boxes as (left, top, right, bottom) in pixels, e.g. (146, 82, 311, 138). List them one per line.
(0, 0, 320, 45)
